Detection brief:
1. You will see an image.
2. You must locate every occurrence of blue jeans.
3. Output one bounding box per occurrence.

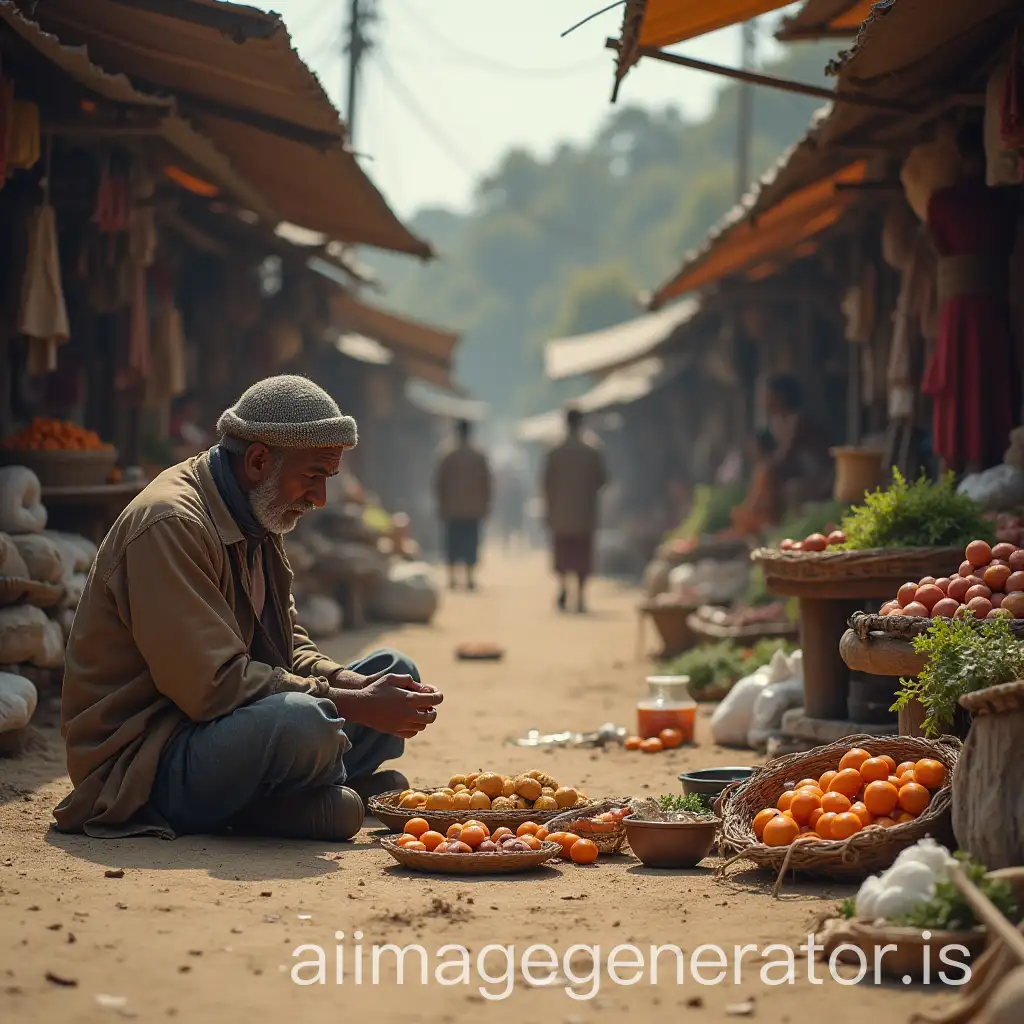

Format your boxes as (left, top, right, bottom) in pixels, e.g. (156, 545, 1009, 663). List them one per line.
(150, 649, 414, 835)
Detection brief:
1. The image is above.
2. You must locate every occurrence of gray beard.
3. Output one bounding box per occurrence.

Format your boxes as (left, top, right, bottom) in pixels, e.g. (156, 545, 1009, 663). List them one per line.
(249, 458, 315, 534)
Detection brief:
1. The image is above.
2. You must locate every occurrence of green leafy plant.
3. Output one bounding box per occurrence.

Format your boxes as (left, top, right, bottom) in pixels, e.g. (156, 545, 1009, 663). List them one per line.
(840, 469, 994, 551)
(660, 638, 794, 694)
(891, 614, 1024, 736)
(894, 854, 1018, 931)
(838, 897, 857, 920)
(659, 793, 713, 815)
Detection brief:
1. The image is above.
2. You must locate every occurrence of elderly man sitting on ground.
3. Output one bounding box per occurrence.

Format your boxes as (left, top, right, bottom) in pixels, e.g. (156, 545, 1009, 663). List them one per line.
(53, 375, 440, 841)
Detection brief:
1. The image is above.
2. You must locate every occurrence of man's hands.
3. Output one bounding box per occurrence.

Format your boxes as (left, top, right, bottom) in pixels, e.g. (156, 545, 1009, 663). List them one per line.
(328, 671, 442, 739)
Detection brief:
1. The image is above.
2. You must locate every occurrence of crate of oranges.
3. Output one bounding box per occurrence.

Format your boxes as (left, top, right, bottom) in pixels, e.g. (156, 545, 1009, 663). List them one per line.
(717, 734, 960, 883)
(381, 818, 573, 874)
(1, 418, 117, 487)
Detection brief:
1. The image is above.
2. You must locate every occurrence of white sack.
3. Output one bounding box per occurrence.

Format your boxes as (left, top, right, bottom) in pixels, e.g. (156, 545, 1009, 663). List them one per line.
(0, 672, 37, 734)
(370, 561, 439, 624)
(0, 466, 46, 534)
(31, 618, 65, 669)
(12, 534, 67, 584)
(0, 605, 49, 664)
(0, 532, 29, 578)
(301, 595, 343, 639)
(710, 668, 770, 748)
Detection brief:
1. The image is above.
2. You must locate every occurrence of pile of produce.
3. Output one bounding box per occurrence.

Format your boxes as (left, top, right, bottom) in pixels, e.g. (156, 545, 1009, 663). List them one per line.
(628, 794, 716, 823)
(3, 417, 113, 452)
(845, 843, 1016, 929)
(394, 817, 599, 864)
(893, 614, 1024, 736)
(693, 602, 792, 627)
(560, 806, 630, 834)
(623, 727, 686, 754)
(751, 746, 947, 848)
(778, 530, 846, 552)
(398, 771, 589, 812)
(837, 470, 993, 551)
(881, 539, 1024, 620)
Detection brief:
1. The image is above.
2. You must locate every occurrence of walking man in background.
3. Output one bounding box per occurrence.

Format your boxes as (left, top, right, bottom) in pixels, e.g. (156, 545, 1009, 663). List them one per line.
(542, 406, 607, 613)
(434, 419, 492, 591)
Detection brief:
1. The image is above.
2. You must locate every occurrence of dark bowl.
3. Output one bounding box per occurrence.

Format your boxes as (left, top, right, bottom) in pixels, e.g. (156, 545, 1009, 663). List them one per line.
(623, 816, 719, 869)
(678, 767, 755, 803)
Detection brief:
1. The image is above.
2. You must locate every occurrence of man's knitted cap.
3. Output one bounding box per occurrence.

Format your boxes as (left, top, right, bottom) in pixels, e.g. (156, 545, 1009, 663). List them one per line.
(216, 375, 358, 449)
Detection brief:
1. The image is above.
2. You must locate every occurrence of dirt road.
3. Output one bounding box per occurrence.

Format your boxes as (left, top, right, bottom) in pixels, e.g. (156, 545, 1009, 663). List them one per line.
(1, 549, 954, 1022)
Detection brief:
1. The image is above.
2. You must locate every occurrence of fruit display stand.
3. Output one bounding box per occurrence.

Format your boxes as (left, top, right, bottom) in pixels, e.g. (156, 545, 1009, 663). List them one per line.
(637, 598, 700, 659)
(686, 605, 799, 644)
(752, 547, 962, 733)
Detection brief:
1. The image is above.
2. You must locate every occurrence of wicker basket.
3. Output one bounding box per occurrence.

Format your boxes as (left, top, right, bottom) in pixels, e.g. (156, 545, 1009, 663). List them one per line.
(368, 789, 571, 834)
(0, 449, 118, 488)
(641, 601, 700, 658)
(544, 799, 631, 854)
(849, 611, 1024, 641)
(751, 547, 963, 584)
(717, 733, 961, 888)
(380, 835, 562, 874)
(687, 611, 798, 643)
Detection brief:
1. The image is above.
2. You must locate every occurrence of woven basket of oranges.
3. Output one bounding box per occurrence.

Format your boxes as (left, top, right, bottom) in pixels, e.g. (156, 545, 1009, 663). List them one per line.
(1, 419, 117, 487)
(717, 734, 960, 885)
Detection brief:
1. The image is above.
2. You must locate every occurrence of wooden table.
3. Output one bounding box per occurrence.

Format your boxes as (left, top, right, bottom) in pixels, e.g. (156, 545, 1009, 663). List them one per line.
(41, 481, 146, 544)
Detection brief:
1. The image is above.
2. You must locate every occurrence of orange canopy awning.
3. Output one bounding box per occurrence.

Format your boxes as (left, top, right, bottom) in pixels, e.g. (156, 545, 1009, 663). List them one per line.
(776, 0, 877, 41)
(637, 0, 797, 48)
(652, 160, 867, 308)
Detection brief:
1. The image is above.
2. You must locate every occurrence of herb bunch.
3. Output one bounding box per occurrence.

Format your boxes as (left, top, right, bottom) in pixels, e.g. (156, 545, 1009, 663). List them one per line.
(891, 614, 1024, 736)
(659, 793, 712, 814)
(839, 469, 994, 551)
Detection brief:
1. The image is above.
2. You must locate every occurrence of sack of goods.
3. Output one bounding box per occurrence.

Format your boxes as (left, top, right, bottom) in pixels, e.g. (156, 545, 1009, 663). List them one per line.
(370, 561, 440, 624)
(0, 672, 37, 735)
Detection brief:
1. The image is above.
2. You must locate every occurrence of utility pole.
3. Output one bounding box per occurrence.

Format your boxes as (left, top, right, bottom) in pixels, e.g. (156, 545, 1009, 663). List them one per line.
(736, 20, 756, 202)
(345, 0, 376, 144)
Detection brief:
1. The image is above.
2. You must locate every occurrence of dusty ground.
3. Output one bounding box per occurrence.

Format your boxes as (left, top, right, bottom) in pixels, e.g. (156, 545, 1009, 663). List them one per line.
(1, 548, 955, 1023)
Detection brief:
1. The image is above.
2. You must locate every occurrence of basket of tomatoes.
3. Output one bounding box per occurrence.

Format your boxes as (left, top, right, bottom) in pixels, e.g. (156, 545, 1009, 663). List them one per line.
(542, 800, 631, 855)
(1, 419, 117, 487)
(717, 735, 960, 884)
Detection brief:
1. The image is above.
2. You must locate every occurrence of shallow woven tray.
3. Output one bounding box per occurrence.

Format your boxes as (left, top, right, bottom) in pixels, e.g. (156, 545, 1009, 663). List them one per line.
(717, 733, 961, 888)
(751, 546, 963, 584)
(0, 448, 118, 488)
(686, 611, 798, 642)
(455, 643, 505, 661)
(849, 610, 1024, 641)
(368, 789, 570, 834)
(380, 835, 562, 874)
(544, 799, 632, 854)
(0, 577, 64, 609)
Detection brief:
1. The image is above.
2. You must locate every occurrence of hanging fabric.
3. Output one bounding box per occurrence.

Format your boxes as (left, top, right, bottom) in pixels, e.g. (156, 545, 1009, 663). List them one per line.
(987, 54, 1024, 186)
(1000, 27, 1024, 150)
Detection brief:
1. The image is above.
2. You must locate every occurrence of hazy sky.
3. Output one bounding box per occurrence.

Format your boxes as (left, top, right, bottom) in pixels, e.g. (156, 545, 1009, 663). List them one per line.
(256, 0, 799, 219)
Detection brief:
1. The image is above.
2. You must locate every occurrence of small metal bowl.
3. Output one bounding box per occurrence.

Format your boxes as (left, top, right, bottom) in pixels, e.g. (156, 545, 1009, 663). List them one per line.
(678, 767, 755, 803)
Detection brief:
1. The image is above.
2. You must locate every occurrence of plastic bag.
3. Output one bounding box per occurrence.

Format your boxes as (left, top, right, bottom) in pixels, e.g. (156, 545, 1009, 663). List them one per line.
(370, 561, 439, 624)
(958, 464, 1024, 511)
(0, 605, 48, 664)
(710, 668, 771, 748)
(12, 534, 67, 584)
(301, 595, 343, 639)
(0, 671, 37, 734)
(0, 466, 46, 534)
(747, 675, 805, 750)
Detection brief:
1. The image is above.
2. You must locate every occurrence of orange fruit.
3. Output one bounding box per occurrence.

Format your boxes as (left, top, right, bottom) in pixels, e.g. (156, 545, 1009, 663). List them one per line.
(777, 790, 796, 812)
(554, 833, 582, 858)
(839, 748, 872, 772)
(850, 802, 873, 828)
(516, 822, 541, 838)
(459, 825, 487, 849)
(830, 813, 862, 840)
(899, 771, 917, 788)
(491, 827, 514, 843)
(624, 736, 643, 751)
(404, 818, 430, 838)
(763, 815, 801, 847)
(896, 762, 917, 778)
(419, 830, 446, 851)
(859, 758, 891, 784)
(640, 737, 664, 753)
(395, 833, 419, 847)
(818, 770, 838, 792)
(820, 791, 852, 815)
(535, 827, 550, 842)
(446, 823, 464, 840)
(464, 820, 488, 834)
(403, 841, 427, 852)
(518, 834, 542, 850)
(828, 769, 863, 798)
(913, 759, 946, 791)
(796, 779, 821, 792)
(894, 811, 916, 824)
(753, 808, 780, 840)
(873, 816, 896, 829)
(808, 807, 824, 830)
(898, 782, 931, 817)
(570, 839, 599, 864)
(659, 728, 684, 749)
(815, 812, 837, 839)
(887, 775, 903, 787)
(878, 755, 897, 773)
(789, 789, 822, 825)
(863, 781, 899, 817)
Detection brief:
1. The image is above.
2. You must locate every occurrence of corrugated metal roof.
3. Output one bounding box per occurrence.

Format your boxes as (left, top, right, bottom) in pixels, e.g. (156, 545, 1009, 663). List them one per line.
(544, 298, 699, 380)
(32, 0, 430, 257)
